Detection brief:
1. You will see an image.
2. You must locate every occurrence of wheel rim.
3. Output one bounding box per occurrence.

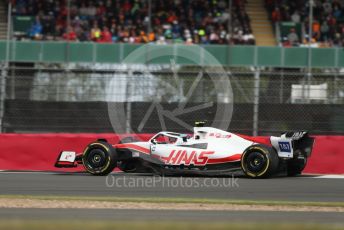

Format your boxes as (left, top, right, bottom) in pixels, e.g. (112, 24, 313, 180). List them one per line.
(85, 149, 107, 171)
(246, 152, 267, 174)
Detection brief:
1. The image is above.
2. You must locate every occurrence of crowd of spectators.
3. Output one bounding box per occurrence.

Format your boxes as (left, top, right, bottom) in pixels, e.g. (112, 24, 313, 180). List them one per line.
(12, 0, 255, 45)
(265, 0, 344, 47)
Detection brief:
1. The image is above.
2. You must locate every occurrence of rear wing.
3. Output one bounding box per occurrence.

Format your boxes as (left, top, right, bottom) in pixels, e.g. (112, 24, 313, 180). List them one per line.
(271, 131, 315, 159)
(282, 131, 315, 157)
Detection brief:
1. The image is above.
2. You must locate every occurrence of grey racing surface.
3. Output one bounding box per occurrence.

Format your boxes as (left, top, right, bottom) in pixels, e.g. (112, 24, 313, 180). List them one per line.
(1, 208, 344, 224)
(1, 171, 344, 202)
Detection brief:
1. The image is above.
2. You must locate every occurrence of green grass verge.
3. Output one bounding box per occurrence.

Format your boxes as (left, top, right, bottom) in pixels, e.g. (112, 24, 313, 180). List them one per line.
(1, 194, 344, 208)
(0, 220, 343, 230)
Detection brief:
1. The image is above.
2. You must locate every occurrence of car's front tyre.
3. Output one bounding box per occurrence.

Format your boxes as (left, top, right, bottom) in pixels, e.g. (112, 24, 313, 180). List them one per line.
(82, 141, 118, 176)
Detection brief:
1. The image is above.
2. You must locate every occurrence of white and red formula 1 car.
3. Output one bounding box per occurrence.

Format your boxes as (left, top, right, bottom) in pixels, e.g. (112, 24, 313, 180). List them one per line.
(55, 123, 314, 178)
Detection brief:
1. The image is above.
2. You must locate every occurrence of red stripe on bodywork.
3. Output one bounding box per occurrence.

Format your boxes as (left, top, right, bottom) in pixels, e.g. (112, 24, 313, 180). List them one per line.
(115, 143, 150, 154)
(207, 154, 242, 164)
(235, 134, 272, 146)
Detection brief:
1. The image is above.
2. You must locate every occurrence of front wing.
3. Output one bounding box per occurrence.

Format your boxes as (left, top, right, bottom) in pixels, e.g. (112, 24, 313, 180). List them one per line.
(55, 151, 80, 168)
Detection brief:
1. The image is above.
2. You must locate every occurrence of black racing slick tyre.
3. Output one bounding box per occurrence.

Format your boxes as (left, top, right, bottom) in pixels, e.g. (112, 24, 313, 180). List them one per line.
(82, 141, 118, 176)
(287, 157, 307, 176)
(241, 145, 279, 178)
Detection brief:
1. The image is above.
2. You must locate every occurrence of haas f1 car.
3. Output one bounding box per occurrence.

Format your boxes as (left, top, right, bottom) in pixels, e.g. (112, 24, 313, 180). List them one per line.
(55, 125, 314, 178)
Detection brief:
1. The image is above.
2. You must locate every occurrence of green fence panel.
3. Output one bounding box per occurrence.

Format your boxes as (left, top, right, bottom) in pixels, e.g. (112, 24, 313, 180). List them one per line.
(121, 44, 143, 63)
(0, 41, 343, 68)
(69, 43, 94, 62)
(42, 42, 66, 62)
(0, 41, 6, 61)
(284, 47, 308, 67)
(13, 41, 41, 62)
(337, 49, 344, 68)
(176, 45, 201, 65)
(311, 48, 336, 67)
(147, 45, 175, 64)
(228, 46, 255, 66)
(257, 46, 282, 67)
(96, 43, 121, 63)
(204, 45, 228, 66)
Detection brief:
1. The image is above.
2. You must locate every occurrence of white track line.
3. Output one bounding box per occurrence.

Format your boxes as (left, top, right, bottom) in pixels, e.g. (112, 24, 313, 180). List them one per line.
(310, 175, 344, 179)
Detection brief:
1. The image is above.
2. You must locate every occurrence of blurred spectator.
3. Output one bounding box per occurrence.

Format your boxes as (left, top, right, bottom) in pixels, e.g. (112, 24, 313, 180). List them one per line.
(287, 28, 299, 46)
(323, 0, 332, 14)
(291, 11, 301, 23)
(320, 21, 330, 41)
(63, 26, 77, 41)
(271, 7, 282, 23)
(90, 22, 101, 41)
(312, 20, 321, 40)
(29, 17, 43, 40)
(100, 26, 112, 43)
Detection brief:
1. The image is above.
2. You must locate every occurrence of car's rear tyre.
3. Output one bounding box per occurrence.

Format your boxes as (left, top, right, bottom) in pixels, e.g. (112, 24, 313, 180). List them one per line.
(287, 157, 307, 176)
(82, 141, 118, 176)
(241, 145, 279, 178)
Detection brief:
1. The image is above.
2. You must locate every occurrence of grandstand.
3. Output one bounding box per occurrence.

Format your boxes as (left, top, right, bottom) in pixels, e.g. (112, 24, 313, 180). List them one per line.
(9, 0, 256, 45)
(3, 0, 344, 47)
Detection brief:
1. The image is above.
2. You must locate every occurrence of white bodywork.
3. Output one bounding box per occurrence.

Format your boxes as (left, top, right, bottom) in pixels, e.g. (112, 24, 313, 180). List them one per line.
(56, 127, 311, 175)
(270, 136, 293, 158)
(58, 127, 295, 167)
(128, 127, 294, 166)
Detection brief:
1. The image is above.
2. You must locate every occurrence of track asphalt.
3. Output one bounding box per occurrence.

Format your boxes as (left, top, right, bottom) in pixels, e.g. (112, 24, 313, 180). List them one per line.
(1, 172, 344, 223)
(1, 208, 344, 224)
(0, 171, 343, 202)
